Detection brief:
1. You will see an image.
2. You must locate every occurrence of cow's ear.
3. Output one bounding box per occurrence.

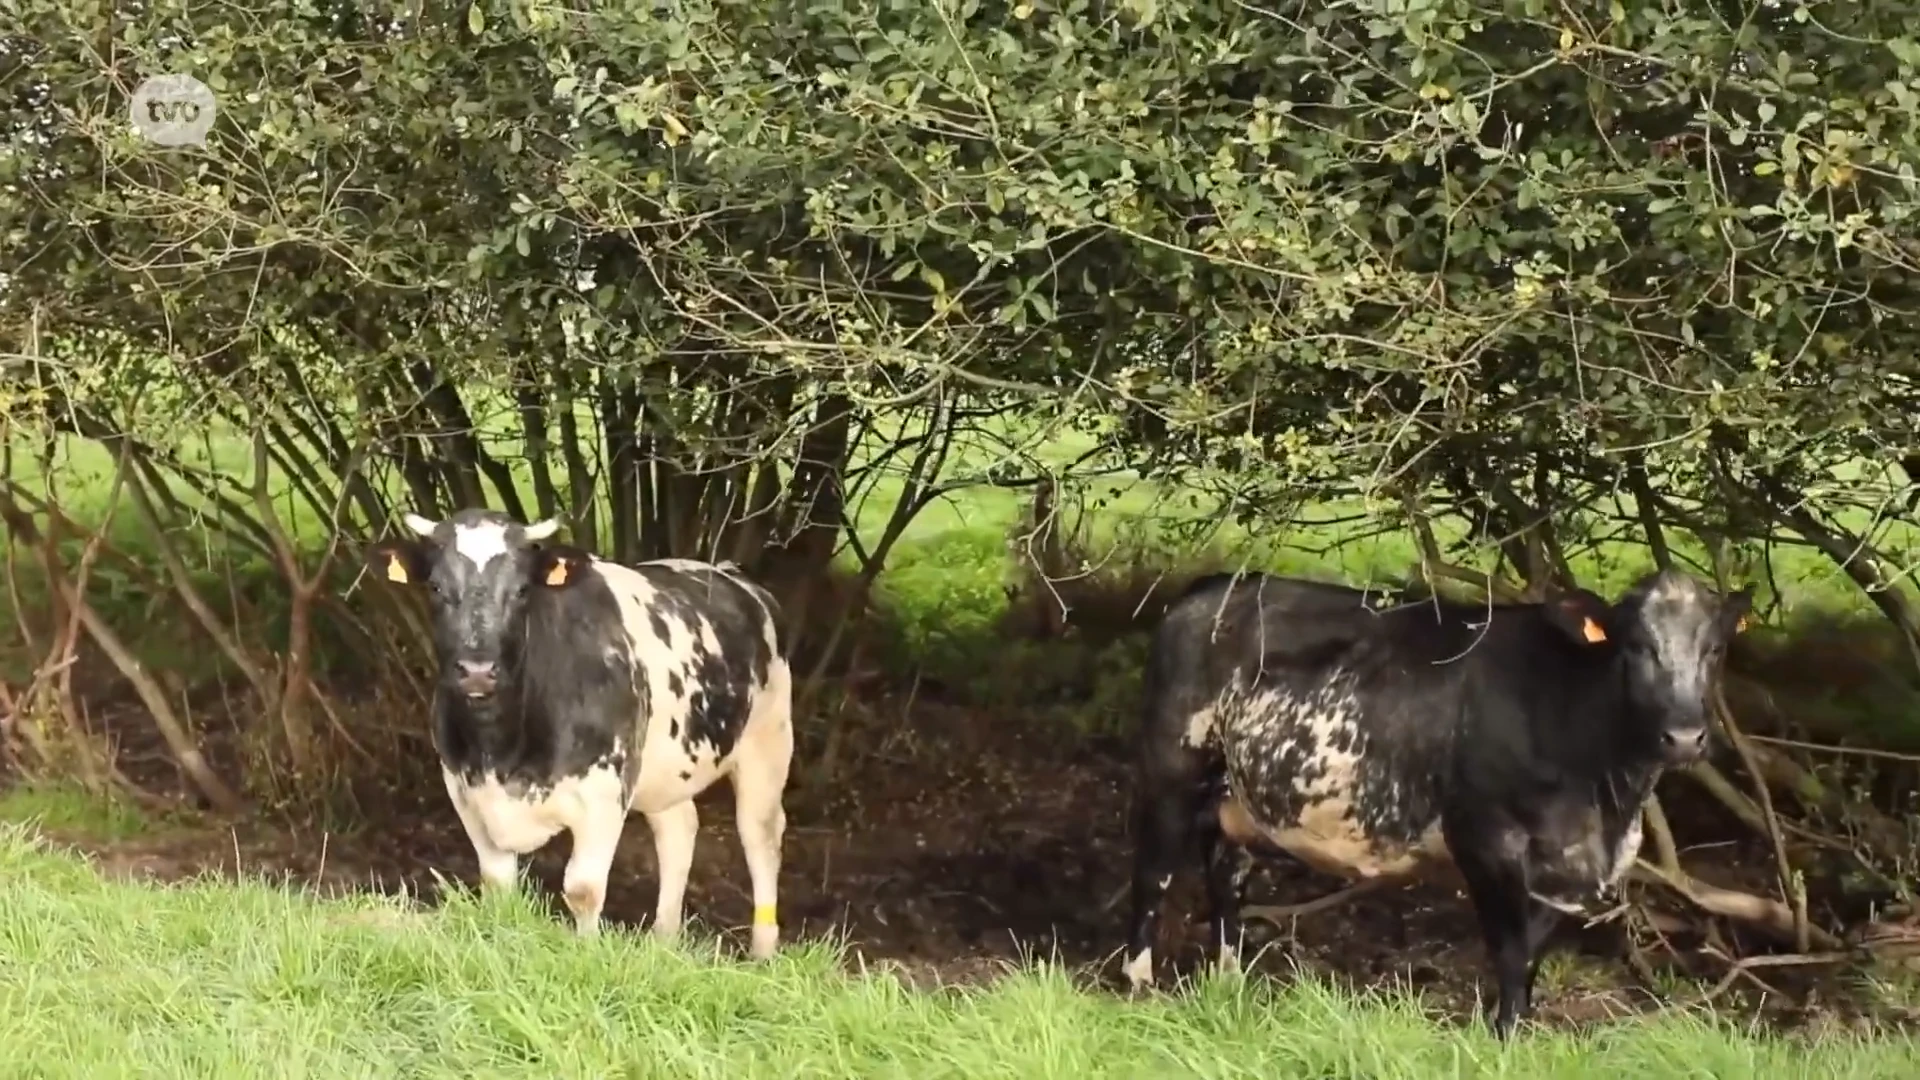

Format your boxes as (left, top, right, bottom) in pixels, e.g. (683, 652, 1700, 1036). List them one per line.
(531, 545, 592, 588)
(1543, 587, 1612, 646)
(1722, 585, 1756, 634)
(367, 539, 429, 586)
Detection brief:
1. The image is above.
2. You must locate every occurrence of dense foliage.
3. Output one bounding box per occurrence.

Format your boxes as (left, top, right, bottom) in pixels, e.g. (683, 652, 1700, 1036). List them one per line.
(6, 1, 1917, 552)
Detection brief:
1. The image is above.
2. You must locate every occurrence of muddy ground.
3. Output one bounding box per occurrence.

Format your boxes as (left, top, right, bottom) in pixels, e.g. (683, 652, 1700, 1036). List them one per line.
(15, 676, 1889, 1039)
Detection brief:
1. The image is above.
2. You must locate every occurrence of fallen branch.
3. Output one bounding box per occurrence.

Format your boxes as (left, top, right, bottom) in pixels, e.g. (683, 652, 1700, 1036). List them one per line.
(1094, 875, 1390, 927)
(1630, 860, 1842, 950)
(1637, 795, 1841, 950)
(1242, 879, 1389, 926)
(1685, 947, 1849, 1008)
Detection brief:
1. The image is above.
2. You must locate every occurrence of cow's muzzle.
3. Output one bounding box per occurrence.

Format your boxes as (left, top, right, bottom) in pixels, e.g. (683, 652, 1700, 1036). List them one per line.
(455, 660, 499, 699)
(1659, 724, 1709, 765)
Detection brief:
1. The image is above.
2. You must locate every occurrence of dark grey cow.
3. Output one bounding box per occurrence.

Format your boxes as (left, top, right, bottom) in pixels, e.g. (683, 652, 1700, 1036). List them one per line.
(1124, 569, 1751, 1036)
(367, 509, 793, 957)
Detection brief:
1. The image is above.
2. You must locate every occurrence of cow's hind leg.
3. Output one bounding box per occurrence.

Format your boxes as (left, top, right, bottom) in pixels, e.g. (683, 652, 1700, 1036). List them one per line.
(644, 800, 700, 943)
(732, 695, 794, 960)
(1199, 817, 1253, 976)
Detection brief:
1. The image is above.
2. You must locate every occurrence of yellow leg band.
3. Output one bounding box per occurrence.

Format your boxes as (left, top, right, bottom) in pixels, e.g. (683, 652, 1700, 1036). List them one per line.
(753, 903, 777, 927)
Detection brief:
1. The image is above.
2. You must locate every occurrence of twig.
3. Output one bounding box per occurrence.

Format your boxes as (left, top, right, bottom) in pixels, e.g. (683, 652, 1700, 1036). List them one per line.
(1622, 904, 1678, 989)
(1712, 681, 1810, 951)
(1685, 948, 1849, 1008)
(1644, 794, 1681, 871)
(48, 551, 245, 813)
(1241, 880, 1389, 926)
(1747, 734, 1920, 765)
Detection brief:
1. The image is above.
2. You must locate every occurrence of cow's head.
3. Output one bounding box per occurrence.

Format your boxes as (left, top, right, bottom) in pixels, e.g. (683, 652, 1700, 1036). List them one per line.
(365, 509, 591, 701)
(1543, 571, 1753, 766)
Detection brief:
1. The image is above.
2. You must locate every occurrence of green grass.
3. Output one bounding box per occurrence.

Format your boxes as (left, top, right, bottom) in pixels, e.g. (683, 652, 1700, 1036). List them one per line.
(0, 825, 1912, 1079)
(0, 782, 154, 842)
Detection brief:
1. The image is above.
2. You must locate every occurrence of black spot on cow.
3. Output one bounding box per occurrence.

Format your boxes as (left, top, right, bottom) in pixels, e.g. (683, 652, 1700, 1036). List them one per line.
(630, 563, 777, 764)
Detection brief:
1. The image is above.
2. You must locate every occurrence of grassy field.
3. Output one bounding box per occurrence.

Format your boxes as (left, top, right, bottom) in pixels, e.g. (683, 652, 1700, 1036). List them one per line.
(0, 821, 1913, 1079)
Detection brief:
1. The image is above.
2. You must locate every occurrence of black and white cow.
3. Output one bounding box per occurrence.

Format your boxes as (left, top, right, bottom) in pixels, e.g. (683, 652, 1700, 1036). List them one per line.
(366, 508, 793, 958)
(1124, 569, 1751, 1036)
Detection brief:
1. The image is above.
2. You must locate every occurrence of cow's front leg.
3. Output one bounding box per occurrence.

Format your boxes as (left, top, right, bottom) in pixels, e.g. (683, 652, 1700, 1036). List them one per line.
(1123, 786, 1197, 991)
(1452, 836, 1540, 1039)
(564, 801, 628, 937)
(445, 770, 518, 894)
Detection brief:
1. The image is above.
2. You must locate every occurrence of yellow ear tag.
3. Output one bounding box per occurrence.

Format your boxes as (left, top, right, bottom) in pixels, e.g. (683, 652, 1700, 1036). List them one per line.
(1581, 617, 1607, 643)
(1736, 614, 1751, 632)
(544, 559, 570, 587)
(385, 555, 410, 584)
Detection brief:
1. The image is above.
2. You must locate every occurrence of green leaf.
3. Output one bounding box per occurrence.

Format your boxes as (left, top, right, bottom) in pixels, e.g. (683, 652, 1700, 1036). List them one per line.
(468, 3, 484, 35)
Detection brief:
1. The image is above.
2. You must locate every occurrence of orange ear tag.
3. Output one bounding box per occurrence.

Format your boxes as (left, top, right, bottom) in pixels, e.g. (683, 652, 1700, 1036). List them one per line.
(385, 555, 410, 584)
(545, 559, 570, 587)
(1581, 617, 1607, 643)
